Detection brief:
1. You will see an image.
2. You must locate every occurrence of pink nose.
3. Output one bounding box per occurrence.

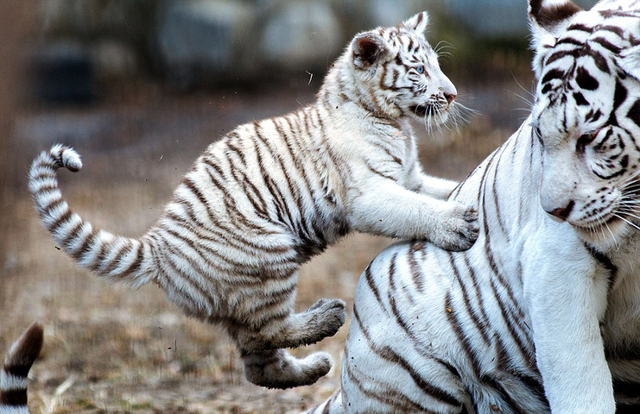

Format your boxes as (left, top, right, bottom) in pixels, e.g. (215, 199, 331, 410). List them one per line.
(545, 200, 575, 220)
(444, 93, 456, 105)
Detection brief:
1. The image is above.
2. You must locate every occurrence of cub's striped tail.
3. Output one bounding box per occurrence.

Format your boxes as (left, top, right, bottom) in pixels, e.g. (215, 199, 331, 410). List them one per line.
(29, 145, 155, 287)
(1, 322, 44, 414)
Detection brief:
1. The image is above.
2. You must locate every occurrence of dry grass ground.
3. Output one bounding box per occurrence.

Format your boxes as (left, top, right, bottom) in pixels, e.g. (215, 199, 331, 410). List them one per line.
(1, 65, 533, 413)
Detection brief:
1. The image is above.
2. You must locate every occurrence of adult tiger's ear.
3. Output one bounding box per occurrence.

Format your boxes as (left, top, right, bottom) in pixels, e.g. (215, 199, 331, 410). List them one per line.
(528, 0, 582, 76)
(402, 11, 429, 35)
(528, 0, 582, 47)
(618, 44, 640, 82)
(528, 0, 581, 32)
(352, 32, 386, 69)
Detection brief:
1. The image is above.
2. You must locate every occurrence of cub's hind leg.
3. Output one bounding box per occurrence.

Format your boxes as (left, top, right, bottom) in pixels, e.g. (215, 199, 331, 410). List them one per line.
(241, 348, 334, 389)
(229, 288, 346, 388)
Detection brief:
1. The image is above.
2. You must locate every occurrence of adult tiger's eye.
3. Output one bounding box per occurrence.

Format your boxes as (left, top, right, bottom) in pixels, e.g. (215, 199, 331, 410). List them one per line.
(533, 126, 544, 146)
(416, 66, 425, 74)
(576, 131, 597, 153)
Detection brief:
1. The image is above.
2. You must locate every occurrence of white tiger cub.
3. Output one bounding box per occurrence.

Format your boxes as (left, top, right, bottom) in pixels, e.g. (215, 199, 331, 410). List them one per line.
(308, 0, 640, 412)
(28, 12, 478, 389)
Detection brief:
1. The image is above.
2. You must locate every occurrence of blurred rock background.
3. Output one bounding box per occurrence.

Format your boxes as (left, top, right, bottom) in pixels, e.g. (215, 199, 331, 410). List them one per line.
(27, 0, 529, 94)
(1, 1, 598, 413)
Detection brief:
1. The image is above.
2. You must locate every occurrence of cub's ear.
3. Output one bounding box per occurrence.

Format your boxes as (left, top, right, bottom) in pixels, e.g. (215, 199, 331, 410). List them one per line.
(352, 32, 386, 69)
(403, 11, 429, 35)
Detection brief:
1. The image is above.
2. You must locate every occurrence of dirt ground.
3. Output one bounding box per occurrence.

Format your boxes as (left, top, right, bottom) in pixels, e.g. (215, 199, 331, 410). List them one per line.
(1, 63, 534, 413)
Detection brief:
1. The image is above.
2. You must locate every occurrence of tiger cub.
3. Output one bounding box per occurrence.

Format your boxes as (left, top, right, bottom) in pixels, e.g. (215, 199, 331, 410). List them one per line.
(28, 11, 478, 389)
(0, 323, 43, 414)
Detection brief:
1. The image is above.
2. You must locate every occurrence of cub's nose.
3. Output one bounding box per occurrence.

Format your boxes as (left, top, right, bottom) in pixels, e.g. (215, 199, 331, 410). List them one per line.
(444, 92, 457, 105)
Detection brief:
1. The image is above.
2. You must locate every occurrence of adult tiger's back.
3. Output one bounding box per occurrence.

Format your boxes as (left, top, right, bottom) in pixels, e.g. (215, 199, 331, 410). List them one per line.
(29, 12, 479, 390)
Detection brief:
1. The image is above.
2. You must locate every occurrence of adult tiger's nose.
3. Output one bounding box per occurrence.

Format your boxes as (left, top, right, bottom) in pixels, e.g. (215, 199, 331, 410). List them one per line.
(444, 93, 457, 105)
(545, 200, 575, 221)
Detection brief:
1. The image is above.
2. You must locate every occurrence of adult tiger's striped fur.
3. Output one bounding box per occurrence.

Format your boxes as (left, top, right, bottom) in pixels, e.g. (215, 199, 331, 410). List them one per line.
(307, 0, 640, 413)
(28, 12, 479, 389)
(1, 323, 43, 414)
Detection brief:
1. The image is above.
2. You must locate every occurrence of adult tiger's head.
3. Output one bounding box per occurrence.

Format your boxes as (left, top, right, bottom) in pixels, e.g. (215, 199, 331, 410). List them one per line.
(529, 0, 640, 248)
(346, 11, 458, 126)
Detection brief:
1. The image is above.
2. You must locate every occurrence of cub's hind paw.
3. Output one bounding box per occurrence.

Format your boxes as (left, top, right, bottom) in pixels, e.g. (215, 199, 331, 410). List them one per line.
(243, 349, 332, 389)
(299, 298, 346, 346)
(431, 203, 479, 252)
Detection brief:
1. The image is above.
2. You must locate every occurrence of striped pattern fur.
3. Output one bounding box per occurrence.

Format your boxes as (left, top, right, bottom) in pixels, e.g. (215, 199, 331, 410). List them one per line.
(306, 1, 640, 412)
(1, 323, 43, 414)
(28, 12, 478, 389)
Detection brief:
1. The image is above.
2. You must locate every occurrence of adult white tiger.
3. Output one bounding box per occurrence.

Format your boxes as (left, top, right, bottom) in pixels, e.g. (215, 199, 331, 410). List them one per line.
(308, 0, 640, 413)
(28, 13, 478, 390)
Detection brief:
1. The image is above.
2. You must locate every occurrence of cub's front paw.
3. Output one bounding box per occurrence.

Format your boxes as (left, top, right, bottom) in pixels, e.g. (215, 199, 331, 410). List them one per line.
(431, 202, 479, 251)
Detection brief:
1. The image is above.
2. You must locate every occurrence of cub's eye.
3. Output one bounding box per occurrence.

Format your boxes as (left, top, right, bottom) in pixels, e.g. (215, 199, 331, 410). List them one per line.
(576, 131, 598, 153)
(416, 66, 425, 74)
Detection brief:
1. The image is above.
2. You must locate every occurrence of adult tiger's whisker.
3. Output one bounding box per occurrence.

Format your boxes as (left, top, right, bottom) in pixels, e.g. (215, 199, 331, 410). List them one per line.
(615, 214, 640, 233)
